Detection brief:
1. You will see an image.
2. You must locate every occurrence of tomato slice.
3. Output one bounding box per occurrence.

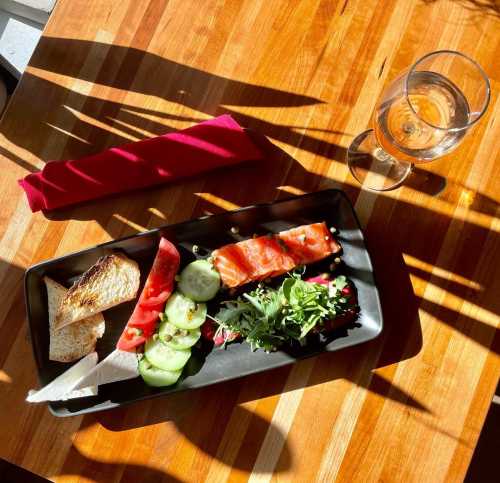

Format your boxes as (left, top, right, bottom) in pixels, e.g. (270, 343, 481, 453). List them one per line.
(117, 237, 180, 351)
(139, 291, 170, 308)
(118, 329, 147, 351)
(128, 310, 160, 328)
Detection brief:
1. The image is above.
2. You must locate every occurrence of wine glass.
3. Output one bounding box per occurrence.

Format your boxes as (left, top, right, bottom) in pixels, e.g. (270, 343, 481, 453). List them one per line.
(347, 50, 490, 191)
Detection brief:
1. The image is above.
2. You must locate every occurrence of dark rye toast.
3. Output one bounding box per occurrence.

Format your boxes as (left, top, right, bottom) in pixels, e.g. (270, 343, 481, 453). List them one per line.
(54, 253, 140, 330)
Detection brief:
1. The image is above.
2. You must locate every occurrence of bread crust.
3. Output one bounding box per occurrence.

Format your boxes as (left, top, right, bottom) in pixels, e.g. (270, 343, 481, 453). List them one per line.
(54, 253, 140, 329)
(45, 277, 105, 362)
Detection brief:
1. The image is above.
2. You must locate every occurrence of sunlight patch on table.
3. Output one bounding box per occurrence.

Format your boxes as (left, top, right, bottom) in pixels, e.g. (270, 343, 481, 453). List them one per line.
(63, 106, 138, 142)
(106, 116, 154, 138)
(120, 107, 207, 128)
(112, 214, 146, 232)
(46, 123, 91, 144)
(417, 277, 499, 330)
(148, 207, 166, 220)
(276, 185, 306, 195)
(0, 369, 11, 383)
(404, 253, 482, 291)
(205, 399, 259, 483)
(194, 193, 240, 211)
(0, 196, 33, 270)
(248, 358, 315, 483)
(0, 134, 44, 171)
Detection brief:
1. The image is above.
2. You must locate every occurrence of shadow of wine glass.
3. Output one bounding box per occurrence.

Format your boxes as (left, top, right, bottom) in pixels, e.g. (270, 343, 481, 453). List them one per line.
(405, 166, 447, 195)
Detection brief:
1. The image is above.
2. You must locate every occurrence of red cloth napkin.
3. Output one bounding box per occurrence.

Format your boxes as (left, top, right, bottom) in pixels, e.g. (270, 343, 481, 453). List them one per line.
(18, 115, 263, 212)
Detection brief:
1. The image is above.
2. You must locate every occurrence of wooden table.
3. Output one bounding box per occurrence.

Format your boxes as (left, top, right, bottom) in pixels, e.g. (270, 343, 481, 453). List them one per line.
(0, 0, 499, 481)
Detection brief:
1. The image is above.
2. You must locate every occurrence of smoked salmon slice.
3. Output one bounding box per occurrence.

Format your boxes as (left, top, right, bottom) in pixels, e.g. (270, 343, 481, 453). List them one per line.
(212, 244, 252, 288)
(278, 223, 340, 265)
(213, 222, 340, 288)
(238, 235, 296, 281)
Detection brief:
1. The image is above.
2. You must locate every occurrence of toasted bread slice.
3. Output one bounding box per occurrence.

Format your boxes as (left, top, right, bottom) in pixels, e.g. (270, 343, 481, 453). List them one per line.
(54, 253, 140, 330)
(45, 277, 105, 362)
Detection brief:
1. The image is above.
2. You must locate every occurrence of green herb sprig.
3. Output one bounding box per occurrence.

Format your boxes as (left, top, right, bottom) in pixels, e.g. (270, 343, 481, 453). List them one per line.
(211, 273, 356, 351)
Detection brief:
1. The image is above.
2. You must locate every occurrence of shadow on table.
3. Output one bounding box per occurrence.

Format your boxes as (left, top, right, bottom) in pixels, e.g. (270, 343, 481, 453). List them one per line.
(422, 0, 500, 18)
(3, 36, 337, 173)
(58, 445, 184, 483)
(58, 404, 291, 479)
(1, 33, 499, 479)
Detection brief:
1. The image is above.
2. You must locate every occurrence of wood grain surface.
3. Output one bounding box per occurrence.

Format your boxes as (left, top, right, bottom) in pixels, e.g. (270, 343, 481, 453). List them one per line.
(0, 0, 499, 481)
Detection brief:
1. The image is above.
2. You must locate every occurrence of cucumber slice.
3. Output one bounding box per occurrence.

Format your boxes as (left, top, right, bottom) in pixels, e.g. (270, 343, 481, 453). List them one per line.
(165, 292, 207, 330)
(139, 357, 181, 387)
(144, 338, 191, 371)
(178, 259, 221, 302)
(159, 320, 201, 350)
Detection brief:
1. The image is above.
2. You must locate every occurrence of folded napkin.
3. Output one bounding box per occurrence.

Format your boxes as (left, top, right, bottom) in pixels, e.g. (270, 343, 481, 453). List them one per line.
(19, 115, 263, 212)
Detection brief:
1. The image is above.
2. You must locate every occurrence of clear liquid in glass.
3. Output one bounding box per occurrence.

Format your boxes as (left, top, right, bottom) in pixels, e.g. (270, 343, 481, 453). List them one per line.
(374, 71, 470, 163)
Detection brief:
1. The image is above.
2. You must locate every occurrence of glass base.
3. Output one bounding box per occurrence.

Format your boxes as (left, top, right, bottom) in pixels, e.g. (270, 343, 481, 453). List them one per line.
(347, 129, 412, 191)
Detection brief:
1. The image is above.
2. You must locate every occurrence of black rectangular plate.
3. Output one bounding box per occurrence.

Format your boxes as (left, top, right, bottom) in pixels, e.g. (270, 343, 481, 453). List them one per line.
(25, 189, 383, 416)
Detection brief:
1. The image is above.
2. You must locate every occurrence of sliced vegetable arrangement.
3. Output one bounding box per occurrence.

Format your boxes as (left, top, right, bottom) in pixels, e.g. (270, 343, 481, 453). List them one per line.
(178, 259, 221, 301)
(117, 237, 180, 351)
(138, 259, 220, 387)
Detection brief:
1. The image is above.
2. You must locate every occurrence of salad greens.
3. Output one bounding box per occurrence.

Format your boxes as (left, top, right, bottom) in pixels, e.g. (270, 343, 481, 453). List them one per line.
(210, 273, 357, 351)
